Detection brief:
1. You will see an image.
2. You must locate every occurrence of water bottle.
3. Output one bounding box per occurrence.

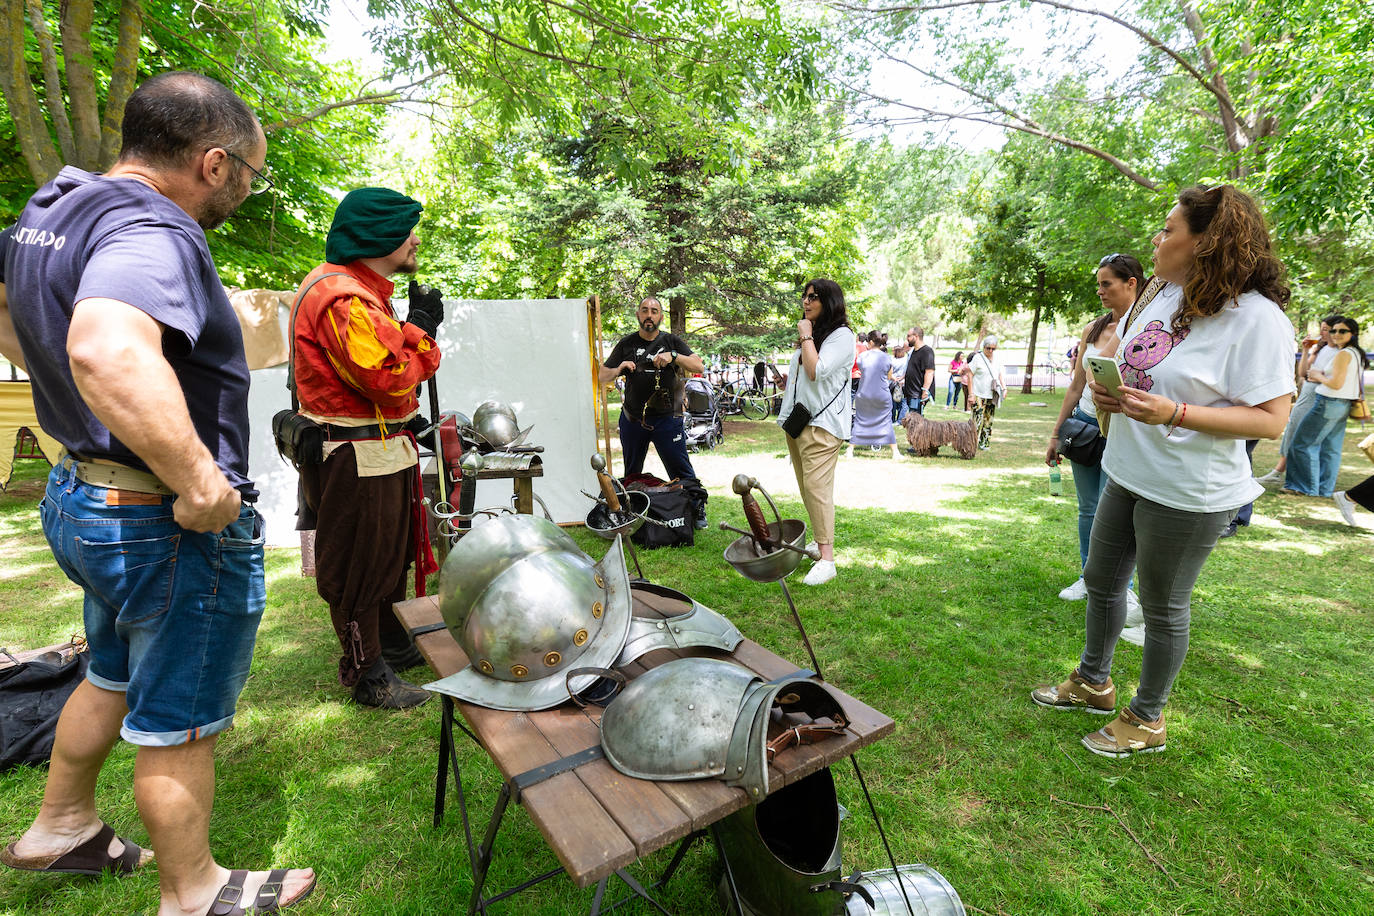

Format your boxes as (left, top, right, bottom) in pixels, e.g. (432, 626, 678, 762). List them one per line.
(1048, 459, 1063, 496)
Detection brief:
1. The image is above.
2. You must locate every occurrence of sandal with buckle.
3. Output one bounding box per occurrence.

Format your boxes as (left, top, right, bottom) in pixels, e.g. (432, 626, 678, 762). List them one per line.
(205, 869, 318, 915)
(1, 822, 146, 876)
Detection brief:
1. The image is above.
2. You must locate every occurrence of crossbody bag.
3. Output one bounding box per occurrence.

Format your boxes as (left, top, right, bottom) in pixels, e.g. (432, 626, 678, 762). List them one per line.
(781, 358, 847, 439)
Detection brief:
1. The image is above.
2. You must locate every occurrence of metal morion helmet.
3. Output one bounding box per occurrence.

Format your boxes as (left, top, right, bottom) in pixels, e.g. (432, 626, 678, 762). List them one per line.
(472, 400, 521, 447)
(428, 514, 632, 711)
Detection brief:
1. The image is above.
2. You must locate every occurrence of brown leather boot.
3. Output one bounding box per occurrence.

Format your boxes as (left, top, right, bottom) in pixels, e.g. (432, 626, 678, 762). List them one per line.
(351, 659, 431, 709)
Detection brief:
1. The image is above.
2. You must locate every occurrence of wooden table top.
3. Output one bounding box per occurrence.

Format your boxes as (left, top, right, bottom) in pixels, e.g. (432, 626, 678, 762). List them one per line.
(394, 587, 895, 888)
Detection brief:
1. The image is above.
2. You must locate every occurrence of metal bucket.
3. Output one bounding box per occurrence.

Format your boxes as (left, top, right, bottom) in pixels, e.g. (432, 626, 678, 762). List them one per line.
(844, 864, 965, 915)
(723, 519, 808, 583)
(585, 490, 651, 541)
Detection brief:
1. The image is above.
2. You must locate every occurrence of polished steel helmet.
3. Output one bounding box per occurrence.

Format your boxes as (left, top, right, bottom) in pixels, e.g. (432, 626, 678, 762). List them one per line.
(426, 514, 632, 711)
(599, 658, 845, 800)
(473, 400, 521, 447)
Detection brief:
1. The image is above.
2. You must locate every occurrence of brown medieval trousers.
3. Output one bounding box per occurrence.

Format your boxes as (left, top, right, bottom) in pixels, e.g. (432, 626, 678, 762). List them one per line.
(300, 443, 417, 687)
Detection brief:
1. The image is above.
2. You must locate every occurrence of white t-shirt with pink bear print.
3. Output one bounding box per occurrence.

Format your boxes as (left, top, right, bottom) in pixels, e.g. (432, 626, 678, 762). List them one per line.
(1102, 282, 1295, 513)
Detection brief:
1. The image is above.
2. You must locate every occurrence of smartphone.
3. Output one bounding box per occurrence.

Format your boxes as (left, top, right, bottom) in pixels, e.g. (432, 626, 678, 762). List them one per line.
(1085, 356, 1124, 399)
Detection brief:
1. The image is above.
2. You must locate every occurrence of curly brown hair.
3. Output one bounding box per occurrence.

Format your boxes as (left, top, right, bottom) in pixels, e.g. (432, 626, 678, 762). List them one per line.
(1172, 185, 1290, 335)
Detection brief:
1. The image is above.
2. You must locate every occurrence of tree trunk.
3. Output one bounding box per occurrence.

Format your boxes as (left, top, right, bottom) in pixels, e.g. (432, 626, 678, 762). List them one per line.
(1022, 277, 1043, 394)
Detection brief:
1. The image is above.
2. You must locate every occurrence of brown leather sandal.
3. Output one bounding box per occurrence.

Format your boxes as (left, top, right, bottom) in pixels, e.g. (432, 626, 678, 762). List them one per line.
(0, 822, 145, 876)
(204, 869, 318, 915)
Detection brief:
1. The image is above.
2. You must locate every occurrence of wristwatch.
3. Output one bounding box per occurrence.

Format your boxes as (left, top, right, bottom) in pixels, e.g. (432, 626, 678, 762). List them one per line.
(670, 351, 679, 365)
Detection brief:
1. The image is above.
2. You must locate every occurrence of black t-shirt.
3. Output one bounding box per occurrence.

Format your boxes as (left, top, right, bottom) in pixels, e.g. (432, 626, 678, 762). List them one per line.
(904, 344, 935, 398)
(605, 331, 693, 418)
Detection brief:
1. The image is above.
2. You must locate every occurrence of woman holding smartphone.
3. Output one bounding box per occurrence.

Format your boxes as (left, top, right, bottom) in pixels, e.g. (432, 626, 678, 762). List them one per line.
(1045, 253, 1145, 640)
(776, 278, 856, 586)
(1032, 185, 1295, 758)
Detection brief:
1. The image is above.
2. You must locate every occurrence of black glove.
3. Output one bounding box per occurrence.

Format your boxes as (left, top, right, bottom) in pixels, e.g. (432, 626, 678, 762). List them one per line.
(405, 414, 436, 450)
(406, 280, 444, 337)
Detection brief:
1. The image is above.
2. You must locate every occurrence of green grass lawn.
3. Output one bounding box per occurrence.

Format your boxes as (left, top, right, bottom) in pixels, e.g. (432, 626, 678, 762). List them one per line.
(2, 395, 1372, 915)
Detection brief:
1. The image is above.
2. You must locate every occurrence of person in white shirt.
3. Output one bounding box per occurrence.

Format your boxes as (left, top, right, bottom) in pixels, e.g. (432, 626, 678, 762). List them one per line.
(1032, 185, 1295, 758)
(1283, 315, 1367, 496)
(962, 336, 1005, 449)
(1255, 316, 1340, 485)
(775, 278, 856, 585)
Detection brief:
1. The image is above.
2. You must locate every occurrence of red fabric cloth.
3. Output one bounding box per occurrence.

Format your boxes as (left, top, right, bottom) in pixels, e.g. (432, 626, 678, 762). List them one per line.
(291, 262, 441, 421)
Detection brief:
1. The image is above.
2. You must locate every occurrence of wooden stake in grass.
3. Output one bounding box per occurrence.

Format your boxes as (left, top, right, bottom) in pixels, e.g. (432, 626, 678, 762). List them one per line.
(1050, 796, 1180, 888)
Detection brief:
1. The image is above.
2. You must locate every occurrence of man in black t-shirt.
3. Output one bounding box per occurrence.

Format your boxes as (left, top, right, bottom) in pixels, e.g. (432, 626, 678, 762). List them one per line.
(598, 296, 708, 524)
(903, 326, 937, 416)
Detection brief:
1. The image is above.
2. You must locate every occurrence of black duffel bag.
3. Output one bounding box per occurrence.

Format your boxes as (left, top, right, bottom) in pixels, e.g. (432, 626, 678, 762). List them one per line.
(1, 644, 89, 771)
(1057, 415, 1106, 467)
(629, 481, 697, 549)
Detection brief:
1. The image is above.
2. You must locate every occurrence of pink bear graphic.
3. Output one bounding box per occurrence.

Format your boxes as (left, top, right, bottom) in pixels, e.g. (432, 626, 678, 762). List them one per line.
(1120, 320, 1189, 392)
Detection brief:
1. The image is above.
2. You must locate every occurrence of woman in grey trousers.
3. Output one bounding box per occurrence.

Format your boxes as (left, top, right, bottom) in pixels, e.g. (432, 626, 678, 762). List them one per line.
(1031, 185, 1296, 757)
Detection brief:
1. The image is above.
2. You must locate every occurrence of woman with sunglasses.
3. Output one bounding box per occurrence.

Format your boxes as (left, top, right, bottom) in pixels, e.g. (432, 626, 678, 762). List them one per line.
(1045, 253, 1145, 640)
(776, 279, 856, 585)
(1256, 315, 1341, 486)
(1283, 316, 1368, 497)
(1032, 185, 1295, 758)
(963, 336, 1005, 449)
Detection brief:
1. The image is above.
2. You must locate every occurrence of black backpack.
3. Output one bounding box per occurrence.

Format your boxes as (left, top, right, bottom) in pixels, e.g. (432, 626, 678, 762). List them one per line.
(629, 481, 697, 549)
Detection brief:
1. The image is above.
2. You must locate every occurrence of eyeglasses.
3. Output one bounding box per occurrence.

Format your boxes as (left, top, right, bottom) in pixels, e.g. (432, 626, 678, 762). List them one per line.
(1099, 253, 1127, 267)
(224, 150, 274, 195)
(801, 292, 820, 303)
(984, 346, 997, 350)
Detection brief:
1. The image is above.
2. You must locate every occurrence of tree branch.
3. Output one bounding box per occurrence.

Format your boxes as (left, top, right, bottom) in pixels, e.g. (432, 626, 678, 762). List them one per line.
(831, 0, 1245, 143)
(26, 0, 76, 163)
(261, 71, 447, 132)
(100, 0, 144, 167)
(58, 0, 102, 167)
(846, 78, 1161, 190)
(0, 0, 62, 182)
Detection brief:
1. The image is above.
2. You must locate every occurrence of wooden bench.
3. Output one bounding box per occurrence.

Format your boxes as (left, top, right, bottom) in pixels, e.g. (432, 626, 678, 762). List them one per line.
(394, 587, 894, 913)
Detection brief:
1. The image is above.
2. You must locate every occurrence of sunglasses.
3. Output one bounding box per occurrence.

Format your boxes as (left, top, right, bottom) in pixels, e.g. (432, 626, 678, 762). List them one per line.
(1330, 327, 1353, 334)
(801, 292, 820, 303)
(985, 346, 997, 350)
(1099, 253, 1127, 267)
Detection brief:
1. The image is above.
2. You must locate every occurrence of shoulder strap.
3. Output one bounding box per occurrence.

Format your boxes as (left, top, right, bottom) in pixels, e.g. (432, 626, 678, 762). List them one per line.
(1121, 275, 1168, 339)
(286, 271, 349, 410)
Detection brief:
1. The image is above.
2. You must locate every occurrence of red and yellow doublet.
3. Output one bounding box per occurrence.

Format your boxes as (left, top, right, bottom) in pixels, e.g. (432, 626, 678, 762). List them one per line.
(292, 261, 440, 422)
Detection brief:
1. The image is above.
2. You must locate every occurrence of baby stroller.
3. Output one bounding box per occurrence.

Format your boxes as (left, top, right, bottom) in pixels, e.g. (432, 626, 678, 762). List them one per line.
(683, 377, 723, 451)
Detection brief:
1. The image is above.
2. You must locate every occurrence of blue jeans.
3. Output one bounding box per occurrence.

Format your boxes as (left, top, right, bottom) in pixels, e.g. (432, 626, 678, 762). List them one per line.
(1285, 394, 1350, 496)
(946, 380, 963, 407)
(1066, 409, 1109, 569)
(893, 394, 907, 423)
(40, 459, 265, 746)
(619, 412, 700, 491)
(904, 395, 926, 417)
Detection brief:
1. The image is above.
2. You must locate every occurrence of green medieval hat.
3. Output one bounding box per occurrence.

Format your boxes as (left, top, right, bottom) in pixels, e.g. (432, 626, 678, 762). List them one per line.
(325, 187, 423, 265)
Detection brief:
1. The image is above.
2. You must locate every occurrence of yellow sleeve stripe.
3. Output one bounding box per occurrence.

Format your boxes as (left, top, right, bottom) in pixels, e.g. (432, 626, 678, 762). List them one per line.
(342, 296, 398, 370)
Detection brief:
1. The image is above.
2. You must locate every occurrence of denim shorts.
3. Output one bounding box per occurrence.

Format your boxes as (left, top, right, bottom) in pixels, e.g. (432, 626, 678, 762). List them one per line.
(39, 460, 266, 746)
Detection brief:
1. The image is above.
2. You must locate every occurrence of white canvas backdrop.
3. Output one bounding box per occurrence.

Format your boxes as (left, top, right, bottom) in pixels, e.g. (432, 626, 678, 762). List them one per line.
(247, 297, 599, 546)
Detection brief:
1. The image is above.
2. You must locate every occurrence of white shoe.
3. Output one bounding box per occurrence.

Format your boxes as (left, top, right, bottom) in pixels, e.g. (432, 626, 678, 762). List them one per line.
(1119, 625, 1146, 647)
(1058, 577, 1087, 601)
(1124, 589, 1144, 628)
(1334, 491, 1360, 527)
(1255, 468, 1283, 485)
(802, 560, 837, 586)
